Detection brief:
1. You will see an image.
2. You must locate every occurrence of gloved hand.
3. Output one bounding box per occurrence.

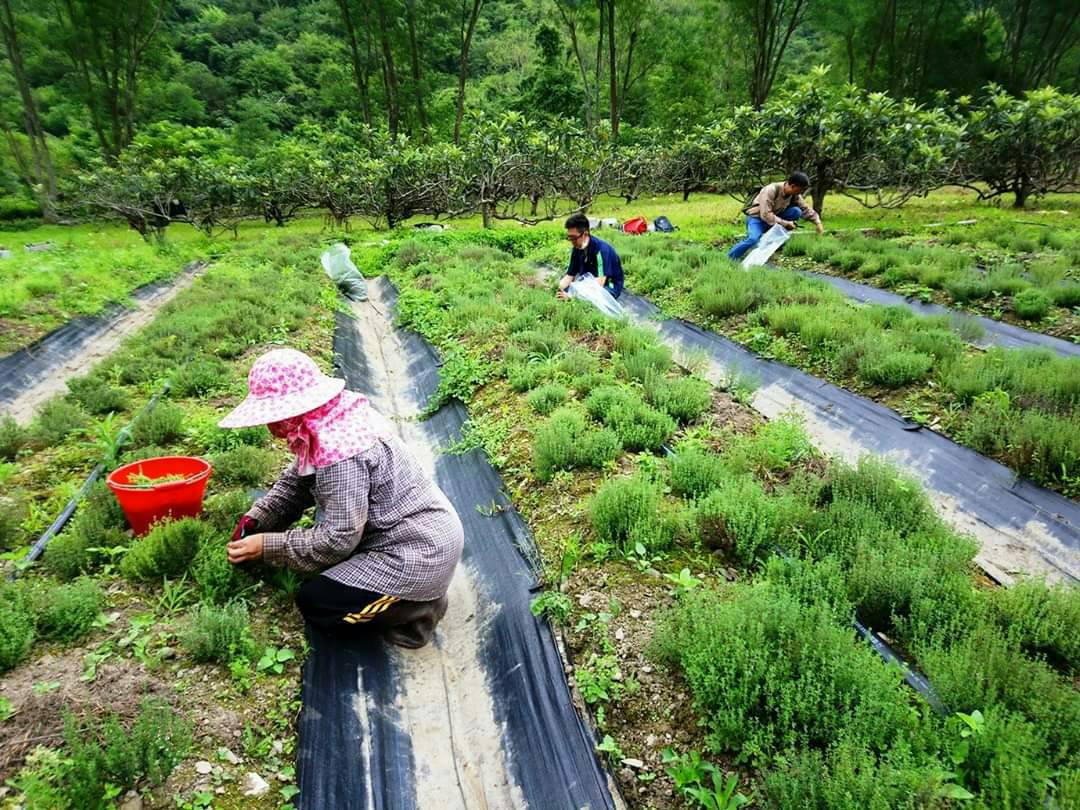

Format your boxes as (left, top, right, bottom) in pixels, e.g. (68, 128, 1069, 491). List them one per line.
(232, 515, 259, 541)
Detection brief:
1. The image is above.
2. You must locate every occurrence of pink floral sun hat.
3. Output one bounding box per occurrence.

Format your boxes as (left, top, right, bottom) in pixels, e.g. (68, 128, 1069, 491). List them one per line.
(218, 348, 345, 429)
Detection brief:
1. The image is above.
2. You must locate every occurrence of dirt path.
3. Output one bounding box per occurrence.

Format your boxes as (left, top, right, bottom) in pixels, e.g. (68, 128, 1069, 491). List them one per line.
(345, 284, 528, 809)
(2, 262, 207, 424)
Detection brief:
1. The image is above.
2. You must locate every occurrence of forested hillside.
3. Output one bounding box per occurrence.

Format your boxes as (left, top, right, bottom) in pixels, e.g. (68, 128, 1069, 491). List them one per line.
(1, 0, 1078, 221)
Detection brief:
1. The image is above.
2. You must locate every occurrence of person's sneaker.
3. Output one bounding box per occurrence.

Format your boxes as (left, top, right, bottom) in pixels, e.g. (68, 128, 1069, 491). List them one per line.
(383, 595, 449, 649)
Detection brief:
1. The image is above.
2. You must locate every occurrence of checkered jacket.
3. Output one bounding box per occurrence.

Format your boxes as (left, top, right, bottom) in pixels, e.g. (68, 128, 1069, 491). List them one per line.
(249, 434, 463, 602)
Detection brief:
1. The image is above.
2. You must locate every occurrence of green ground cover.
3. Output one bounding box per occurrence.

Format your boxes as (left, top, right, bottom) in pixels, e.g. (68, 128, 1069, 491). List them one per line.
(380, 233, 1080, 809)
(584, 235, 1080, 497)
(0, 232, 336, 808)
(779, 220, 1080, 342)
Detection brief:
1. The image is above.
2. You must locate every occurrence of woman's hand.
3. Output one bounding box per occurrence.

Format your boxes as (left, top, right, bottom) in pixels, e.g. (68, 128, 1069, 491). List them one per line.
(227, 533, 264, 564)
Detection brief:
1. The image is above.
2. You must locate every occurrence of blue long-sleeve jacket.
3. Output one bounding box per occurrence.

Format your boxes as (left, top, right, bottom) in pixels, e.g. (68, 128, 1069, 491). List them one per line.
(567, 236, 624, 299)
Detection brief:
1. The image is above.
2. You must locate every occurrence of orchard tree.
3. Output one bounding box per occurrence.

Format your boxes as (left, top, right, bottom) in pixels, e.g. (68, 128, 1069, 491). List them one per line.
(960, 84, 1080, 208)
(751, 67, 964, 213)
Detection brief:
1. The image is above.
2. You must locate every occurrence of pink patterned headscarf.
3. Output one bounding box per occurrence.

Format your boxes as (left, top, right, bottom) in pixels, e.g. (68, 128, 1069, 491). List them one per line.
(270, 390, 393, 474)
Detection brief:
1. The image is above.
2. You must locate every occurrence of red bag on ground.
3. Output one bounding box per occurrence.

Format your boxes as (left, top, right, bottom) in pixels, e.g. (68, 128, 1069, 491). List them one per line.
(622, 216, 648, 234)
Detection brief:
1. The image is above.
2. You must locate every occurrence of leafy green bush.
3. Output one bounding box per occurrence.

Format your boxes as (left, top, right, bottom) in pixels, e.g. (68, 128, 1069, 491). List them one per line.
(988, 579, 1080, 670)
(210, 445, 279, 487)
(694, 475, 777, 564)
(170, 357, 230, 397)
(0, 414, 27, 460)
(821, 457, 939, 537)
(527, 383, 570, 416)
(192, 528, 251, 605)
(653, 584, 915, 758)
(619, 344, 674, 383)
(35, 578, 103, 643)
(66, 376, 129, 415)
(29, 398, 90, 448)
(506, 359, 555, 392)
(1049, 283, 1080, 309)
(590, 475, 683, 554)
(1012, 288, 1051, 321)
(0, 583, 35, 672)
(724, 416, 812, 474)
(944, 275, 991, 302)
(120, 518, 208, 581)
(856, 347, 933, 387)
(585, 385, 675, 451)
(556, 346, 601, 379)
(0, 493, 27, 551)
(45, 482, 128, 579)
(763, 736, 947, 809)
(669, 445, 730, 499)
(181, 602, 254, 664)
(60, 699, 191, 809)
(130, 401, 185, 448)
(830, 250, 865, 272)
(532, 406, 621, 481)
(201, 489, 256, 534)
(648, 375, 712, 424)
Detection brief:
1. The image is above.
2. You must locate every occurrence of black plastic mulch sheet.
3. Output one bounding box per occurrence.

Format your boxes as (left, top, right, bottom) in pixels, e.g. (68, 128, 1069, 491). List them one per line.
(0, 261, 206, 407)
(796, 269, 1080, 360)
(621, 292, 1080, 584)
(297, 292, 616, 809)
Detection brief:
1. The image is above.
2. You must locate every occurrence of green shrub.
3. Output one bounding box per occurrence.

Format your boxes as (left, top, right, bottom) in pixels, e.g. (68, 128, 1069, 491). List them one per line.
(533, 407, 622, 481)
(120, 518, 208, 581)
(830, 251, 865, 272)
(648, 375, 712, 424)
(45, 482, 128, 579)
(619, 344, 674, 383)
(130, 402, 185, 448)
(585, 385, 676, 451)
(0, 583, 35, 672)
(210, 445, 279, 487)
(201, 489, 256, 535)
(944, 275, 992, 302)
(856, 347, 933, 387)
(506, 360, 555, 392)
(763, 736, 948, 809)
(35, 578, 103, 643)
(1012, 288, 1051, 321)
(571, 370, 618, 396)
(556, 347, 600, 379)
(0, 414, 27, 460)
(0, 493, 27, 551)
(60, 699, 191, 808)
(191, 528, 252, 605)
(822, 457, 939, 537)
(989, 579, 1080, 670)
(725, 416, 813, 474)
(527, 383, 570, 416)
(181, 602, 254, 664)
(513, 329, 565, 360)
(66, 376, 129, 415)
(669, 445, 730, 499)
(694, 475, 776, 564)
(1049, 283, 1080, 309)
(29, 398, 89, 448)
(590, 475, 682, 554)
(170, 358, 230, 397)
(653, 584, 915, 758)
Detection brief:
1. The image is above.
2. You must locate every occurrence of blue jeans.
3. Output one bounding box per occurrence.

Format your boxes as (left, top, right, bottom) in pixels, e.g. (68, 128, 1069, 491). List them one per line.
(727, 206, 802, 260)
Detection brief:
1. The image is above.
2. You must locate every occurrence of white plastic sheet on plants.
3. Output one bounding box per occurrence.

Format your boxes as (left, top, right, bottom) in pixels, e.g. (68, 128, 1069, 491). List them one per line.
(320, 243, 368, 301)
(568, 279, 624, 318)
(741, 223, 790, 268)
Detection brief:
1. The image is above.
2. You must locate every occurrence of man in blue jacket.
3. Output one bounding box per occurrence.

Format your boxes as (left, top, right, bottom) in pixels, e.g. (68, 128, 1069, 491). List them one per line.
(557, 213, 625, 300)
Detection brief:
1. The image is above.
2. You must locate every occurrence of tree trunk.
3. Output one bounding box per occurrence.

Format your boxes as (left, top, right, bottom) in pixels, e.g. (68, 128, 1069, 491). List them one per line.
(0, 0, 57, 219)
(810, 164, 831, 215)
(607, 0, 618, 139)
(554, 2, 594, 129)
(481, 201, 493, 229)
(405, 0, 428, 134)
(373, 0, 400, 138)
(337, 0, 372, 125)
(454, 0, 483, 146)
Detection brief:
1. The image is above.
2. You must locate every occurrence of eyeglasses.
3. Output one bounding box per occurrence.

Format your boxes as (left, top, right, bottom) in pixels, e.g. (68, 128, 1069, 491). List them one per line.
(566, 232, 585, 242)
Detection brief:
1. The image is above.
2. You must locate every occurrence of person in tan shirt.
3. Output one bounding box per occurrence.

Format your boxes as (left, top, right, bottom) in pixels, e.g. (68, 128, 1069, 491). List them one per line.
(728, 171, 825, 260)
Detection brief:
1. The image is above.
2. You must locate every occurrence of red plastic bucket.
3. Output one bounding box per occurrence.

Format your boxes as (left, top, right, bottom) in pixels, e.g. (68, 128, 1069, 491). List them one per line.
(106, 456, 213, 536)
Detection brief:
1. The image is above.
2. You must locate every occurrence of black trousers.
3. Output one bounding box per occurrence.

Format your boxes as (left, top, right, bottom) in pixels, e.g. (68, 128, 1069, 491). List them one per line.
(296, 575, 448, 649)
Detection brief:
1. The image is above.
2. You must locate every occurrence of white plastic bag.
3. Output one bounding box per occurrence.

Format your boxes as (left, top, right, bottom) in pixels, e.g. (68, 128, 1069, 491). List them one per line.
(320, 243, 368, 301)
(741, 223, 790, 268)
(568, 279, 624, 318)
